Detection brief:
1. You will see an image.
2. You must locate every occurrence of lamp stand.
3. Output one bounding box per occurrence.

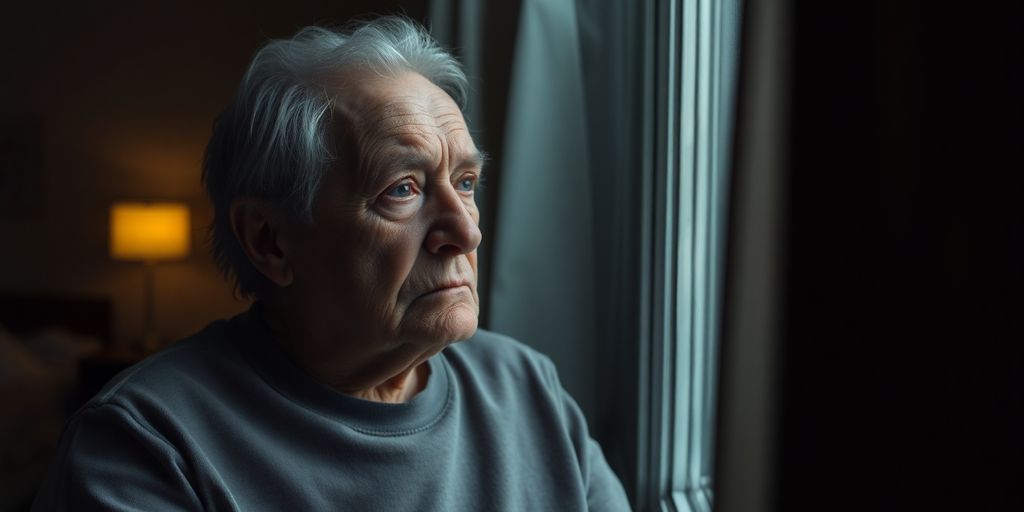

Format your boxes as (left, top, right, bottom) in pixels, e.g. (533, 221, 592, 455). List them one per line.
(141, 260, 160, 352)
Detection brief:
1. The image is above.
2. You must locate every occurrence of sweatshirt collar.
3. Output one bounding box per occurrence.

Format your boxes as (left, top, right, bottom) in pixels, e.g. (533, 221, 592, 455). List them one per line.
(231, 303, 452, 436)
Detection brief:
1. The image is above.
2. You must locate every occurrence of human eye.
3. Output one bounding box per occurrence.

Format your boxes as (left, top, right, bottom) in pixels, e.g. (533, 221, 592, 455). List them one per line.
(384, 179, 419, 199)
(374, 178, 422, 219)
(455, 174, 478, 193)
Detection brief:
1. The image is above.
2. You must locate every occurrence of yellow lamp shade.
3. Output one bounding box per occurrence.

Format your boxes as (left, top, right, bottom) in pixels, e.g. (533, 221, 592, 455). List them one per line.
(110, 202, 191, 261)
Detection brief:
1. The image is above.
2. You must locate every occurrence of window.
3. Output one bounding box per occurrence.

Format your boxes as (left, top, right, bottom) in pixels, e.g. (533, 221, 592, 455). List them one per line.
(640, 0, 741, 510)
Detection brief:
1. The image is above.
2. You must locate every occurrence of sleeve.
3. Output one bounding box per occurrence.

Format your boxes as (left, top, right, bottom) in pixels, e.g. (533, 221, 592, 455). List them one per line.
(31, 403, 202, 511)
(581, 436, 633, 511)
(541, 356, 633, 511)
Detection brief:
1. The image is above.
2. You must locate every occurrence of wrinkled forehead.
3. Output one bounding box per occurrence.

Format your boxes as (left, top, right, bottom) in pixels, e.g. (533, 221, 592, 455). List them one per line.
(357, 98, 472, 151)
(331, 70, 479, 175)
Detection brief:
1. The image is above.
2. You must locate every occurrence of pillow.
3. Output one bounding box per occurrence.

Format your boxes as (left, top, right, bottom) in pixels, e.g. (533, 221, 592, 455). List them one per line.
(0, 323, 63, 511)
(23, 327, 102, 385)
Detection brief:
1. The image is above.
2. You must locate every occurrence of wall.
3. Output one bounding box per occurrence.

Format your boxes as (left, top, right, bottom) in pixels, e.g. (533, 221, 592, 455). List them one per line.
(0, 0, 423, 346)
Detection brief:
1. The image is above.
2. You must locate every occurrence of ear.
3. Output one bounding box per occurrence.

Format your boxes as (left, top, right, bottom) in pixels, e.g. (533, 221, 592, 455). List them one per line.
(229, 197, 295, 288)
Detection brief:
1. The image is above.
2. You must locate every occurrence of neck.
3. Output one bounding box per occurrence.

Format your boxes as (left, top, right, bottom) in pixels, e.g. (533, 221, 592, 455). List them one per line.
(256, 301, 432, 404)
(345, 362, 430, 403)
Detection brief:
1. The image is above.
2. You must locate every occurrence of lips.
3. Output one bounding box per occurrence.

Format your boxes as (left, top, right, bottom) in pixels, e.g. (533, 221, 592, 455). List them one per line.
(431, 281, 471, 293)
(418, 279, 471, 299)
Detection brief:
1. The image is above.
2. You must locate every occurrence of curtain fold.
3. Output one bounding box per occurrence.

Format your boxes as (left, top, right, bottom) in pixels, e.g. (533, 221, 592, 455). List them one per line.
(488, 0, 598, 421)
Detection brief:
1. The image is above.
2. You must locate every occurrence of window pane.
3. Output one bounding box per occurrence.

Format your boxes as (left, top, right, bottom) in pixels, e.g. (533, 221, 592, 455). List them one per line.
(671, 0, 741, 510)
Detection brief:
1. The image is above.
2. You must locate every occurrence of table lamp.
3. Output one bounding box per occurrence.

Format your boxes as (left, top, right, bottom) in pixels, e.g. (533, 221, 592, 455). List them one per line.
(109, 202, 190, 351)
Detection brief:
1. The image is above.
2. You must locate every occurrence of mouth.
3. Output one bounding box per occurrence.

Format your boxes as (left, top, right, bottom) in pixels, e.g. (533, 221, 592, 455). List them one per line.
(417, 281, 472, 300)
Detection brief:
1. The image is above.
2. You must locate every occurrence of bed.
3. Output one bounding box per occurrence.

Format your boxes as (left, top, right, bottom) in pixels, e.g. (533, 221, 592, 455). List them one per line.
(0, 293, 111, 511)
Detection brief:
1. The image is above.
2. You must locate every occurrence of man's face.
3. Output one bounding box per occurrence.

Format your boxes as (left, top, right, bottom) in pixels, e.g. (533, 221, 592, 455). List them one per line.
(282, 70, 482, 359)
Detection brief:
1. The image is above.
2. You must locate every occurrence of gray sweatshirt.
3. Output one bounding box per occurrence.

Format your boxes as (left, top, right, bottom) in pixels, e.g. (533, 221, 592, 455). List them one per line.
(32, 306, 630, 511)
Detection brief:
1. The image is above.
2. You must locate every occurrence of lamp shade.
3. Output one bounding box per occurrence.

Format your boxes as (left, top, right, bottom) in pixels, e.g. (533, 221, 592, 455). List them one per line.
(110, 202, 191, 261)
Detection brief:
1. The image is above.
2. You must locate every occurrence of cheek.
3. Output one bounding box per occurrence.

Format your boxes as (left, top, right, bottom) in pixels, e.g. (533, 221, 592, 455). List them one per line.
(300, 219, 400, 298)
(357, 219, 425, 295)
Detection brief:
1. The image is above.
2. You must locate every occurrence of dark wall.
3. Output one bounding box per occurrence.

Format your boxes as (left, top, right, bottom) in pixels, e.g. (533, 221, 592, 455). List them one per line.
(0, 0, 426, 345)
(778, 1, 1024, 509)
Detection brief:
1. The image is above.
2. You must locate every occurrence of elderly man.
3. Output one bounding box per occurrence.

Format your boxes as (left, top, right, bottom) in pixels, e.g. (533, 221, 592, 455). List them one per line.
(33, 16, 629, 511)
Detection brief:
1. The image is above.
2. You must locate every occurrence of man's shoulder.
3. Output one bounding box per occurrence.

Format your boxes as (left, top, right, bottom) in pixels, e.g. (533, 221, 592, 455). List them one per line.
(86, 318, 242, 409)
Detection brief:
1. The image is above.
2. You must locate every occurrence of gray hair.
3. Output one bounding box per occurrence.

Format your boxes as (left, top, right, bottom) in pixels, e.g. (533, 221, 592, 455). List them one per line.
(203, 16, 469, 297)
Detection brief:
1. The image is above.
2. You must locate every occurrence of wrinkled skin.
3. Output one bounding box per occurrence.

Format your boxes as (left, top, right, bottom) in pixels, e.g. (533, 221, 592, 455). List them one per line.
(240, 70, 484, 402)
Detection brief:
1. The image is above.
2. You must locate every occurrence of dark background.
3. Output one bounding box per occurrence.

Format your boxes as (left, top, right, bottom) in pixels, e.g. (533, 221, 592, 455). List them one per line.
(776, 1, 1024, 509)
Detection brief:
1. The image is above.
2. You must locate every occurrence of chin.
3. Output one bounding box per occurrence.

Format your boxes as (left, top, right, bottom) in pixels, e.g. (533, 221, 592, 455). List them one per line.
(424, 303, 479, 343)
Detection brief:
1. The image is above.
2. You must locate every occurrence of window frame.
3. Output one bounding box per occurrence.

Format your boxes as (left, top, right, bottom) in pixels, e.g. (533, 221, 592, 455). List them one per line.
(636, 0, 740, 510)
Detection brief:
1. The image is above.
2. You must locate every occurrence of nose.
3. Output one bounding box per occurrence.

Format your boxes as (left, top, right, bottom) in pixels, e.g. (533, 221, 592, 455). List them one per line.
(424, 183, 482, 257)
